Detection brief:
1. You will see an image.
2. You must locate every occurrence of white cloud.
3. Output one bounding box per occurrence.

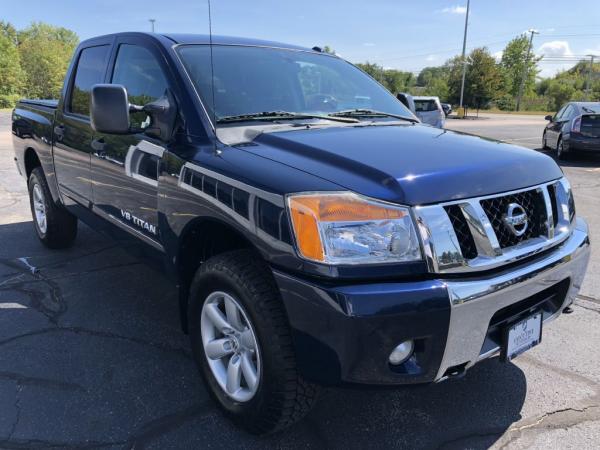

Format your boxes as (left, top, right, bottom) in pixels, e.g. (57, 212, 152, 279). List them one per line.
(537, 41, 576, 78)
(425, 54, 437, 62)
(439, 5, 467, 14)
(492, 50, 503, 61)
(538, 40, 573, 57)
(583, 44, 600, 56)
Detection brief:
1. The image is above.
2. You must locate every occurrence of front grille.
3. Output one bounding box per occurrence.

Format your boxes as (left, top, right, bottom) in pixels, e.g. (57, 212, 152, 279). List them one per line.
(548, 183, 559, 227)
(480, 189, 548, 248)
(445, 205, 478, 259)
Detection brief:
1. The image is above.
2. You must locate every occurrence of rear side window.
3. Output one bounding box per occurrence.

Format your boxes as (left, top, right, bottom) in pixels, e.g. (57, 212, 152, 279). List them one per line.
(111, 44, 168, 128)
(69, 45, 109, 116)
(562, 105, 575, 119)
(414, 100, 438, 112)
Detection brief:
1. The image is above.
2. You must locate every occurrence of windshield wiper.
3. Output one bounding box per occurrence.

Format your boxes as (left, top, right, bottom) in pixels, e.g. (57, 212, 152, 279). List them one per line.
(217, 111, 359, 124)
(329, 109, 419, 123)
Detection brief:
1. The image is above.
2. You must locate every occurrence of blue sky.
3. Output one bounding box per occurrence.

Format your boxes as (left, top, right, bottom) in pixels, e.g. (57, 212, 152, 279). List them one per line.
(5, 0, 600, 78)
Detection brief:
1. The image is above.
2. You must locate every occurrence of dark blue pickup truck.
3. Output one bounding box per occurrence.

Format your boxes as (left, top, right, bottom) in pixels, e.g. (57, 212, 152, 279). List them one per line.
(12, 32, 590, 434)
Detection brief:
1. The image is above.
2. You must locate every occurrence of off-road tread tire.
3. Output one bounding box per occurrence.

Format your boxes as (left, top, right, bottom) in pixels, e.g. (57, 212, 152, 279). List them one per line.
(189, 249, 319, 435)
(28, 167, 77, 249)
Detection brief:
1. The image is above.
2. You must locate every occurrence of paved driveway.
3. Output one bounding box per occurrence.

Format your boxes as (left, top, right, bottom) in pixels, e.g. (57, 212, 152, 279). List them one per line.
(1, 111, 599, 449)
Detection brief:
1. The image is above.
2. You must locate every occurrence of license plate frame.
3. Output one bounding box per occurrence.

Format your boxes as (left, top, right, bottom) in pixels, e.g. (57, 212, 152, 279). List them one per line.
(502, 312, 543, 362)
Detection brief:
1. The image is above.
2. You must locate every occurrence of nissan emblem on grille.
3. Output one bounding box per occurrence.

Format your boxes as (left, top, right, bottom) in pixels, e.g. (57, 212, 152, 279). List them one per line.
(503, 203, 528, 237)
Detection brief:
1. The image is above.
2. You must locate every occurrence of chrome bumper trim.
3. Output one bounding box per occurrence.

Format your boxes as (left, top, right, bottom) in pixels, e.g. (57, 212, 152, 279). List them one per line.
(435, 217, 590, 381)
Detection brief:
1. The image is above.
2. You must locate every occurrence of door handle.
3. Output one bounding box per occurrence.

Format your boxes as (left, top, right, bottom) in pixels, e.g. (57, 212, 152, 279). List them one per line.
(91, 138, 105, 152)
(54, 125, 65, 141)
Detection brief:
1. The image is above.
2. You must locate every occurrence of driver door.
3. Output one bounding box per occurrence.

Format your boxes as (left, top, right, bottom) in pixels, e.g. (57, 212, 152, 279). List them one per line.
(91, 37, 170, 247)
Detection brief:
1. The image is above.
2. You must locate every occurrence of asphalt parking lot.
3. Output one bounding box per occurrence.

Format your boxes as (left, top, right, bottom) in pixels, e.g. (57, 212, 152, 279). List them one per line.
(1, 110, 599, 449)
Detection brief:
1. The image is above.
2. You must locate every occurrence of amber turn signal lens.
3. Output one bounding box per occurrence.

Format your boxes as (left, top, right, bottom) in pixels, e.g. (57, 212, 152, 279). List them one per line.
(287, 193, 408, 262)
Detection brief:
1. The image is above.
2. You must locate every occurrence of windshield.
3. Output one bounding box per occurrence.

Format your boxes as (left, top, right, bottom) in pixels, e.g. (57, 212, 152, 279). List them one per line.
(177, 45, 413, 124)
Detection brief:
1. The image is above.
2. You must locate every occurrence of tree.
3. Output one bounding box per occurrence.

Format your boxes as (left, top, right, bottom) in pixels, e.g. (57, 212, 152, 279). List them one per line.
(447, 48, 501, 108)
(322, 45, 336, 55)
(0, 21, 24, 107)
(417, 66, 450, 100)
(355, 62, 415, 94)
(17, 22, 79, 99)
(499, 35, 541, 98)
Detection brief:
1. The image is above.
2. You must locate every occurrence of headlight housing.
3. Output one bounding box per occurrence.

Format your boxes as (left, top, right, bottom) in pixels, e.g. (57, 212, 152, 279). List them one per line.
(286, 192, 422, 265)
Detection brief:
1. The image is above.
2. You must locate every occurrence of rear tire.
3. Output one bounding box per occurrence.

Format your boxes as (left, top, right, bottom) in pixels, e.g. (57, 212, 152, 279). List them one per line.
(28, 167, 77, 249)
(189, 250, 319, 434)
(556, 137, 569, 161)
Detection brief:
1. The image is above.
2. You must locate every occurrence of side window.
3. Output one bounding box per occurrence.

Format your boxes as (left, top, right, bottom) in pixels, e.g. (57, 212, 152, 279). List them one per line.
(111, 44, 168, 128)
(69, 45, 109, 116)
(555, 104, 568, 120)
(563, 105, 575, 120)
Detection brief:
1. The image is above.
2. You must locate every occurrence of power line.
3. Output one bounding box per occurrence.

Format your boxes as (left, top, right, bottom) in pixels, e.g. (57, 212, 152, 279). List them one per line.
(516, 29, 539, 111)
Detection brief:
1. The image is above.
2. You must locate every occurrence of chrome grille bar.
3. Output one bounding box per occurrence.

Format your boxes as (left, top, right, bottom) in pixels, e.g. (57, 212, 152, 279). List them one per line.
(414, 179, 574, 274)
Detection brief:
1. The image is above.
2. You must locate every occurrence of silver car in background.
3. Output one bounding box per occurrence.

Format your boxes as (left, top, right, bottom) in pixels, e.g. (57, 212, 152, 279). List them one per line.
(413, 96, 445, 128)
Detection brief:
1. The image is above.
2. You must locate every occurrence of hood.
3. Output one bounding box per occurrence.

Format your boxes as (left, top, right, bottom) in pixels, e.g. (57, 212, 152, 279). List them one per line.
(235, 123, 563, 205)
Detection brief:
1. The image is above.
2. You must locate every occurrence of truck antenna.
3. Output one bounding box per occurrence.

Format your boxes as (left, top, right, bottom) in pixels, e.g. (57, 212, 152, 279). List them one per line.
(207, 0, 218, 153)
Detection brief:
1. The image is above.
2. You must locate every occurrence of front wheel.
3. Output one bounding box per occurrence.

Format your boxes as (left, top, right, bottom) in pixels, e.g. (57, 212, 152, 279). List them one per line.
(542, 131, 550, 150)
(188, 250, 319, 434)
(28, 167, 78, 249)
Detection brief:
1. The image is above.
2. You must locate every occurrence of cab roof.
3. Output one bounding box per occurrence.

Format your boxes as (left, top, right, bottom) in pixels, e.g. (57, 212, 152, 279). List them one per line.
(162, 33, 312, 51)
(79, 32, 314, 52)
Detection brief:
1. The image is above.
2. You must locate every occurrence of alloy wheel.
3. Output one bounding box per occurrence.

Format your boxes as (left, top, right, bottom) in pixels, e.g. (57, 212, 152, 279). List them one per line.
(32, 183, 47, 234)
(200, 291, 261, 402)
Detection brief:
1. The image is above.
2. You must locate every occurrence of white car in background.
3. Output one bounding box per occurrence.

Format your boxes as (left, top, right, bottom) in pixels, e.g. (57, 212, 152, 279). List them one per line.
(413, 96, 445, 128)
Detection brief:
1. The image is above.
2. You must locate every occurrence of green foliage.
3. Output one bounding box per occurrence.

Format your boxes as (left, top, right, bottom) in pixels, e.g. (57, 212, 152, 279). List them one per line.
(17, 22, 79, 99)
(499, 35, 541, 98)
(355, 62, 415, 94)
(416, 66, 450, 99)
(0, 21, 24, 107)
(446, 48, 501, 107)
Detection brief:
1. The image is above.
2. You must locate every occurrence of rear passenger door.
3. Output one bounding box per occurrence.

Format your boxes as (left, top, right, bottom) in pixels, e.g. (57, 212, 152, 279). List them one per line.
(54, 41, 111, 206)
(91, 37, 169, 247)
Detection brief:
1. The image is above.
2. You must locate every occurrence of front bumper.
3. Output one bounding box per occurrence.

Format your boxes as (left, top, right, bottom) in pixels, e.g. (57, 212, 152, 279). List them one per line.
(274, 218, 590, 386)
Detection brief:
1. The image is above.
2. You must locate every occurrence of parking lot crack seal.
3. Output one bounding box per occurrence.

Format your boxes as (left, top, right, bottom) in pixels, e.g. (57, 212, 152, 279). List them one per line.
(125, 402, 214, 448)
(0, 327, 192, 359)
(498, 404, 600, 449)
(576, 302, 600, 315)
(0, 371, 85, 392)
(7, 382, 22, 442)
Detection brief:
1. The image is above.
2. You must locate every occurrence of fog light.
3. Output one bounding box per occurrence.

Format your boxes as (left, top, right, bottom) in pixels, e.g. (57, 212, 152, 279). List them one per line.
(388, 340, 414, 365)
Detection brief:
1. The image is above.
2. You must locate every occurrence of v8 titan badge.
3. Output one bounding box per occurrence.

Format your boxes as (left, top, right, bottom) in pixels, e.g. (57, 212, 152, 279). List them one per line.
(504, 312, 543, 361)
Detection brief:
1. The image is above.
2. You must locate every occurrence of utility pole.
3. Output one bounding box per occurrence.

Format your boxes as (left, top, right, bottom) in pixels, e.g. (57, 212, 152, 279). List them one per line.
(459, 0, 471, 110)
(585, 54, 595, 101)
(516, 29, 539, 111)
(149, 19, 156, 33)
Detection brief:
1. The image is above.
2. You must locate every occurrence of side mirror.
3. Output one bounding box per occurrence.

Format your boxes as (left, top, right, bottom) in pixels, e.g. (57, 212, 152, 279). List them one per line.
(544, 115, 553, 121)
(90, 84, 131, 134)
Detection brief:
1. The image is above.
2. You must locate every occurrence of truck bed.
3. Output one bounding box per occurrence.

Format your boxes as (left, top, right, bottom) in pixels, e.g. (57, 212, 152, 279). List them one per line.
(18, 99, 59, 110)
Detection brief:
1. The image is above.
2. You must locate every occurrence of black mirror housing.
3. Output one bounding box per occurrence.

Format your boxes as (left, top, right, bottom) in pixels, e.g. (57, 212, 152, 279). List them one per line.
(544, 115, 553, 121)
(142, 89, 178, 141)
(90, 84, 131, 134)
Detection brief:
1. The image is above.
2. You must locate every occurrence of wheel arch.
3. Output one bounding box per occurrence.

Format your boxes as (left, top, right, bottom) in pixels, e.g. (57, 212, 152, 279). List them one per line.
(24, 147, 41, 179)
(175, 217, 261, 333)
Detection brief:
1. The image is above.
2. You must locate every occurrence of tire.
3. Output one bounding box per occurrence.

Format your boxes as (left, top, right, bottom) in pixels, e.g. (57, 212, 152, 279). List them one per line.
(28, 167, 78, 249)
(556, 137, 568, 161)
(188, 250, 319, 434)
(542, 131, 549, 150)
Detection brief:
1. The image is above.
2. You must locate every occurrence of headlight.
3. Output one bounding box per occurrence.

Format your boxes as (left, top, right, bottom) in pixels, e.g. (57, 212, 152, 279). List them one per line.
(286, 192, 422, 264)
